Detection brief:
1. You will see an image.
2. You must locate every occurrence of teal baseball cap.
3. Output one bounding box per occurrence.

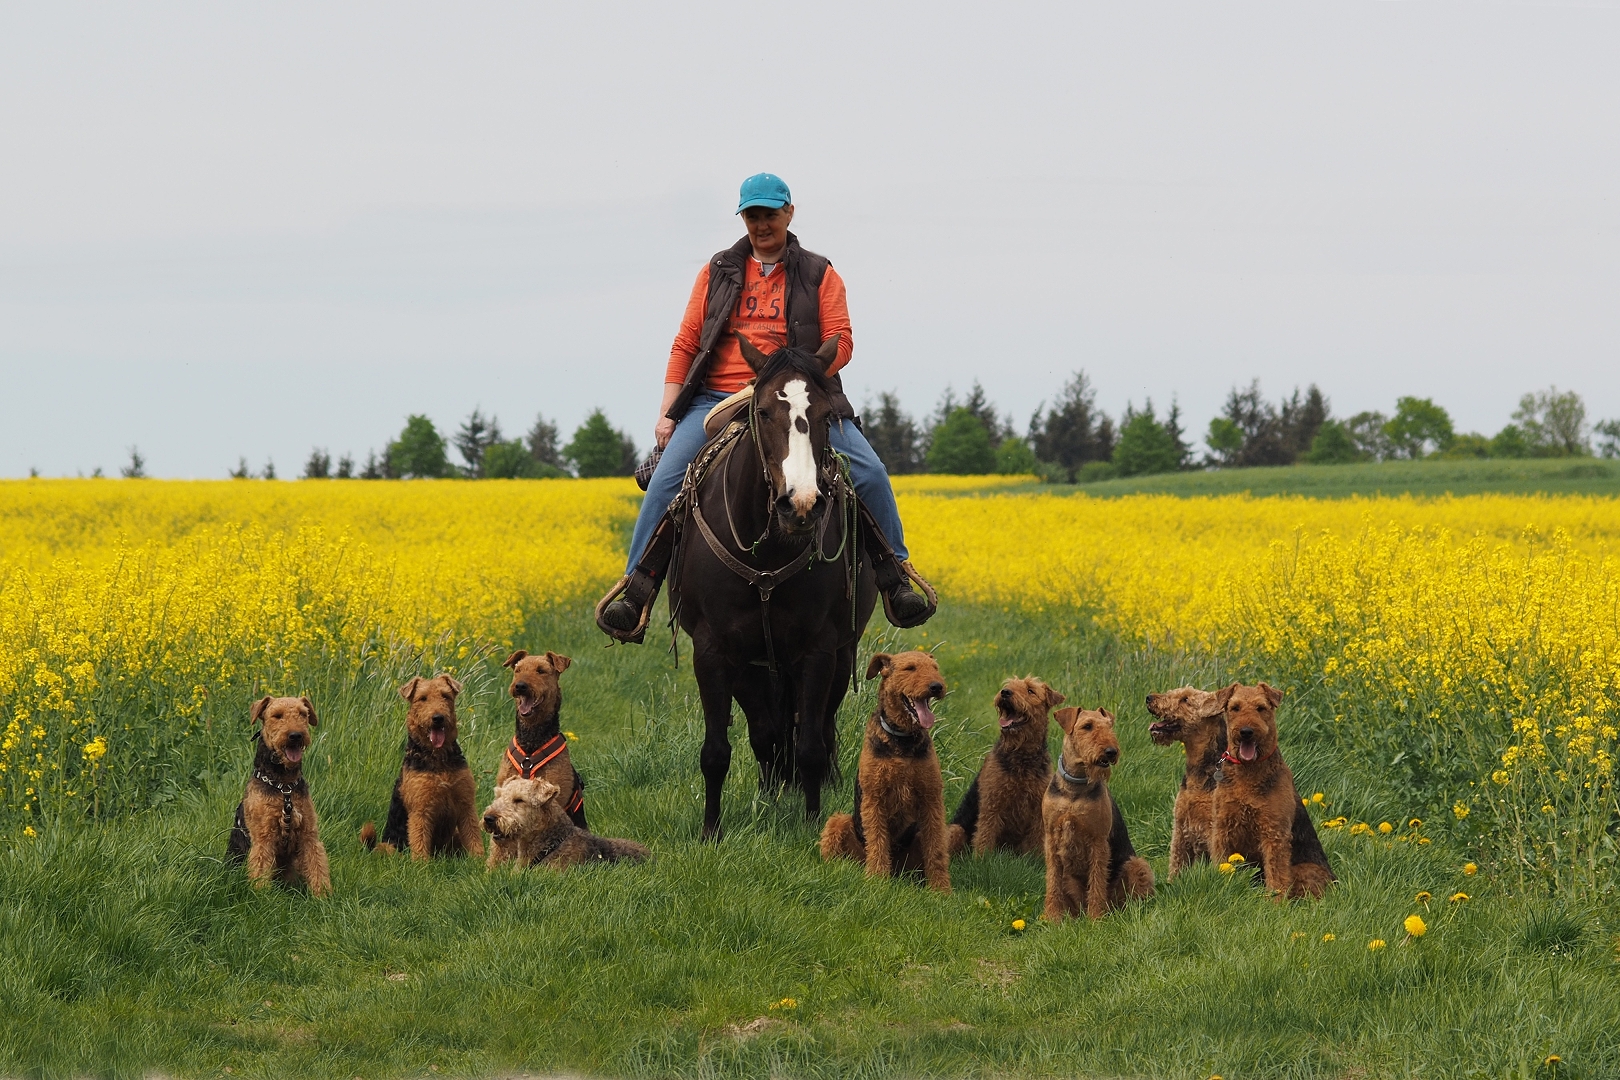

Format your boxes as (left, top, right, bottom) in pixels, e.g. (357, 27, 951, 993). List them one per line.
(736, 172, 792, 213)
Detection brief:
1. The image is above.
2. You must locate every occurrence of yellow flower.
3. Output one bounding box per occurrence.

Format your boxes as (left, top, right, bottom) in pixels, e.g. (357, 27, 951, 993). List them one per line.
(564, 731, 578, 741)
(1414, 891, 1432, 903)
(1011, 919, 1026, 931)
(22, 825, 37, 838)
(1323, 816, 1348, 829)
(1290, 932, 1306, 941)
(1218, 862, 1235, 874)
(1449, 892, 1470, 902)
(1321, 933, 1336, 942)
(1378, 821, 1394, 835)
(1404, 915, 1427, 938)
(1368, 939, 1387, 951)
(1452, 802, 1470, 820)
(1417, 837, 1432, 845)
(81, 736, 108, 763)
(1227, 853, 1245, 864)
(1311, 792, 1325, 804)
(1462, 862, 1478, 875)
(1349, 822, 1372, 836)
(1408, 817, 1423, 828)
(1541, 804, 1555, 814)
(767, 997, 798, 1011)
(1544, 1055, 1560, 1066)
(1301, 797, 1309, 807)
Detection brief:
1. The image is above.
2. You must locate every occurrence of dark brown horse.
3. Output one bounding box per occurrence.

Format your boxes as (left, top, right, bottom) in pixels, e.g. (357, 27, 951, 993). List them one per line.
(670, 334, 877, 840)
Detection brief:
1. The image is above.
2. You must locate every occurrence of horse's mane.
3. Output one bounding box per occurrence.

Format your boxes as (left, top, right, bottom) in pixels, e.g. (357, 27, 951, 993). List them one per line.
(754, 346, 835, 396)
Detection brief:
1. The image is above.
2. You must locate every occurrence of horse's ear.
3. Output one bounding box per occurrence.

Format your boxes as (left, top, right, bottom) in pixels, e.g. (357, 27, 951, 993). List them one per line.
(815, 333, 841, 373)
(545, 651, 572, 675)
(503, 650, 527, 669)
(736, 332, 770, 373)
(865, 653, 892, 681)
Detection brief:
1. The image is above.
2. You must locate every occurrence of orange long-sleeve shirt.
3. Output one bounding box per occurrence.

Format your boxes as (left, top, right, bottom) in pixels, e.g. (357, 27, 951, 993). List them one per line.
(665, 258, 853, 393)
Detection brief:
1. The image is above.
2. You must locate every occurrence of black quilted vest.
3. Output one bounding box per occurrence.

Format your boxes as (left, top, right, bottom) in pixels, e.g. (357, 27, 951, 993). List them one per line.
(667, 232, 854, 422)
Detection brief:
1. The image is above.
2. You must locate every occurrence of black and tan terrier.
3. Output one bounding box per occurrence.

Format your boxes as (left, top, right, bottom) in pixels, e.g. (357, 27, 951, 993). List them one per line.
(1146, 684, 1227, 879)
(497, 650, 586, 829)
(481, 776, 648, 870)
(227, 695, 331, 896)
(1042, 707, 1154, 921)
(948, 676, 1065, 857)
(819, 651, 952, 893)
(1209, 682, 1335, 900)
(360, 673, 483, 860)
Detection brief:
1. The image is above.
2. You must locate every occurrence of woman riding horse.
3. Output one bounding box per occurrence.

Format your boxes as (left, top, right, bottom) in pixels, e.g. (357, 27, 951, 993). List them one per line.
(596, 172, 934, 641)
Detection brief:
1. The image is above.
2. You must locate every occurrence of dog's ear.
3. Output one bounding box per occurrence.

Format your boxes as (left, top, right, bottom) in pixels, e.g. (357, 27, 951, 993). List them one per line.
(301, 696, 319, 727)
(864, 653, 892, 681)
(534, 778, 560, 803)
(736, 332, 770, 374)
(440, 674, 463, 697)
(503, 650, 528, 669)
(1214, 683, 1238, 710)
(1196, 691, 1226, 719)
(815, 333, 841, 375)
(399, 677, 420, 702)
(1259, 682, 1283, 708)
(1099, 707, 1115, 722)
(545, 651, 572, 675)
(1054, 706, 1079, 734)
(1041, 682, 1066, 709)
(249, 696, 272, 727)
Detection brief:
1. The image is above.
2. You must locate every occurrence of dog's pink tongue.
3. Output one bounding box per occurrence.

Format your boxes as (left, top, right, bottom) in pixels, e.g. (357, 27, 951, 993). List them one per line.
(913, 699, 937, 730)
(1239, 742, 1257, 762)
(431, 729, 446, 748)
(516, 697, 534, 718)
(284, 746, 304, 764)
(998, 711, 1016, 729)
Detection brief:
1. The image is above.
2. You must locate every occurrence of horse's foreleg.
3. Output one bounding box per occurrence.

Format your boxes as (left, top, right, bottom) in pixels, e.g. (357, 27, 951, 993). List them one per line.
(693, 652, 735, 842)
(732, 671, 783, 793)
(794, 651, 836, 819)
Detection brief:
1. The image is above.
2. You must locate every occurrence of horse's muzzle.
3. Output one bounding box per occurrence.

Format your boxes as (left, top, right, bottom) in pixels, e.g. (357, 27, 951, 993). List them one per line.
(775, 492, 827, 534)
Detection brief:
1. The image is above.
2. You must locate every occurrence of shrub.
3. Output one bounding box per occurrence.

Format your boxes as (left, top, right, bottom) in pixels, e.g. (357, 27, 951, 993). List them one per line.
(1436, 433, 1492, 460)
(994, 436, 1039, 475)
(1382, 397, 1455, 459)
(926, 408, 996, 474)
(390, 415, 450, 479)
(1074, 461, 1118, 483)
(1490, 424, 1532, 459)
(1303, 420, 1363, 464)
(484, 440, 567, 479)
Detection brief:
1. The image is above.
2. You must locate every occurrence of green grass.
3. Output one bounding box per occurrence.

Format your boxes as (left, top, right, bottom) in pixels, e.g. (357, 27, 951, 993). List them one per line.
(3, 603, 1618, 1078)
(950, 457, 1620, 500)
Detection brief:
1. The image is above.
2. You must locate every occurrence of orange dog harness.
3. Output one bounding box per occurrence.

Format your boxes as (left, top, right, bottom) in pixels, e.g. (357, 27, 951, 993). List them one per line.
(506, 734, 584, 815)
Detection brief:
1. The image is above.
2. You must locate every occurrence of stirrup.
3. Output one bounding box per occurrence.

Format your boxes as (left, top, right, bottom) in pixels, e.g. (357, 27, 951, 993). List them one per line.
(881, 560, 938, 628)
(594, 574, 650, 644)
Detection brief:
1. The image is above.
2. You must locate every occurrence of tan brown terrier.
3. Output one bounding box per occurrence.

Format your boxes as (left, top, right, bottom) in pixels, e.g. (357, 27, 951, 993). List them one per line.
(819, 651, 952, 893)
(1145, 685, 1227, 879)
(1208, 682, 1335, 900)
(498, 650, 587, 830)
(227, 695, 331, 896)
(359, 673, 483, 860)
(948, 676, 1065, 857)
(1042, 707, 1154, 921)
(481, 776, 648, 870)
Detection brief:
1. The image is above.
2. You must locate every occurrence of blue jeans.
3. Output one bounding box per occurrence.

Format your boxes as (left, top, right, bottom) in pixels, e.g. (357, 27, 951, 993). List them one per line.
(625, 390, 909, 572)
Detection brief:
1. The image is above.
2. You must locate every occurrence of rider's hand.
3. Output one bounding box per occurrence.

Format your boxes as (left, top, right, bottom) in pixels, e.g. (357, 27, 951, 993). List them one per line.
(655, 417, 676, 449)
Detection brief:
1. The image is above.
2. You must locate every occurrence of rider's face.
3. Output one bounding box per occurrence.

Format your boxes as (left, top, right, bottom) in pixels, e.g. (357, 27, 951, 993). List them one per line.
(742, 204, 794, 261)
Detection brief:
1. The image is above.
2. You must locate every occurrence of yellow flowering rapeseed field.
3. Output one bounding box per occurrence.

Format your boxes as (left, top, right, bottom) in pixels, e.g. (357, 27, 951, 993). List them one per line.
(0, 479, 637, 825)
(898, 485, 1620, 892)
(5, 477, 1617, 892)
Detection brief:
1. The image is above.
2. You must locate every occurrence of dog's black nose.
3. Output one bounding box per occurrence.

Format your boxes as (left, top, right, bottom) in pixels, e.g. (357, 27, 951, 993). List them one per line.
(928, 681, 944, 698)
(1144, 694, 1153, 706)
(1100, 747, 1118, 765)
(286, 731, 305, 748)
(1240, 727, 1254, 739)
(482, 815, 497, 829)
(999, 688, 1013, 701)
(432, 714, 448, 726)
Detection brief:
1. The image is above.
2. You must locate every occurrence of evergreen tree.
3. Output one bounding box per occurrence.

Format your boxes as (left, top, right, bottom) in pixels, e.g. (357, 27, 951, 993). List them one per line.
(1029, 371, 1115, 482)
(390, 415, 450, 478)
(121, 446, 146, 479)
(1113, 401, 1182, 477)
(453, 407, 503, 477)
(229, 456, 251, 479)
(1280, 385, 1330, 460)
(564, 410, 637, 478)
(862, 392, 924, 474)
(526, 414, 563, 469)
(303, 448, 332, 479)
(335, 454, 355, 479)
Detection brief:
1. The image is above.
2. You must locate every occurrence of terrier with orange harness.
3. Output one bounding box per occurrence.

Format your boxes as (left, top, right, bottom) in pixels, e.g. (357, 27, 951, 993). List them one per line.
(497, 650, 586, 829)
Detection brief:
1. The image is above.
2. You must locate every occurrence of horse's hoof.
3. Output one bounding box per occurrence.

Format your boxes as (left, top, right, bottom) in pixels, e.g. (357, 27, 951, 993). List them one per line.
(701, 823, 724, 843)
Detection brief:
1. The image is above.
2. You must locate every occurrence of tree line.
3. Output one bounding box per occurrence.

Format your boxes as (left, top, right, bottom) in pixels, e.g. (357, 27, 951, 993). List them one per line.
(236, 376, 1620, 482)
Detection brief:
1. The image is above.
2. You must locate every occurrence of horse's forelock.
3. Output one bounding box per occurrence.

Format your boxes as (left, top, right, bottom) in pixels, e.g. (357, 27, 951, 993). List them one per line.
(755, 347, 835, 397)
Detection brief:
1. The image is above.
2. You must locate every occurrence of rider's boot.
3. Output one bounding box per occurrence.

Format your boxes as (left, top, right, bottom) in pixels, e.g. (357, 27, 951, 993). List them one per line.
(595, 517, 676, 643)
(859, 505, 937, 629)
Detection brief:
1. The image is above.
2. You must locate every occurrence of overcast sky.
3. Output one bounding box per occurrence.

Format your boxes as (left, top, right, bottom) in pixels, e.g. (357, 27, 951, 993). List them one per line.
(2, 1, 1616, 478)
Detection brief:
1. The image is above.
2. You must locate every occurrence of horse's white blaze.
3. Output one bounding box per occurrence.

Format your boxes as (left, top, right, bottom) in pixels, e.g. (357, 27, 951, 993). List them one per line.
(777, 378, 818, 512)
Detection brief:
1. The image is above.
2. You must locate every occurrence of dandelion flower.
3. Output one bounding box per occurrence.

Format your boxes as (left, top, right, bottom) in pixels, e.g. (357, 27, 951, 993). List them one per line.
(1417, 837, 1432, 845)
(1321, 933, 1336, 942)
(22, 825, 37, 838)
(1545, 1055, 1560, 1066)
(1218, 861, 1235, 874)
(1011, 919, 1026, 931)
(1302, 797, 1309, 807)
(768, 997, 798, 1011)
(1290, 931, 1307, 941)
(1452, 802, 1469, 820)
(1227, 853, 1245, 864)
(1463, 862, 1478, 876)
(1408, 818, 1423, 828)
(1404, 915, 1427, 938)
(1414, 891, 1432, 903)
(1368, 939, 1387, 951)
(1449, 892, 1470, 903)
(564, 731, 578, 741)
(1541, 804, 1554, 814)
(1311, 792, 1325, 804)
(1378, 821, 1393, 835)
